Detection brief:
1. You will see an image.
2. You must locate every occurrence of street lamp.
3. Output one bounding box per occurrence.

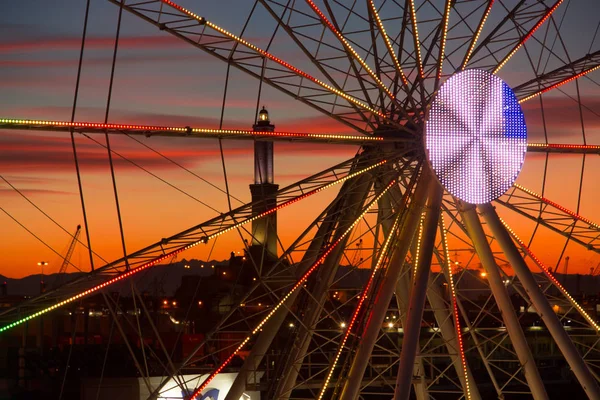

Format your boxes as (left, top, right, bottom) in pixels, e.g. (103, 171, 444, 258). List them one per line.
(37, 261, 48, 293)
(37, 261, 48, 278)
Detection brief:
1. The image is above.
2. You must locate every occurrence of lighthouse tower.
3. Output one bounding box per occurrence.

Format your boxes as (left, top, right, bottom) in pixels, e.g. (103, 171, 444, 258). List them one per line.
(249, 107, 279, 259)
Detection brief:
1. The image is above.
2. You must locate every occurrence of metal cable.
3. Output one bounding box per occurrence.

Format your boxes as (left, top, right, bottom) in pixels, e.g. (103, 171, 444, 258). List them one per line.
(79, 132, 221, 213)
(69, 0, 95, 271)
(123, 134, 244, 205)
(0, 207, 83, 273)
(104, 0, 130, 269)
(0, 175, 108, 264)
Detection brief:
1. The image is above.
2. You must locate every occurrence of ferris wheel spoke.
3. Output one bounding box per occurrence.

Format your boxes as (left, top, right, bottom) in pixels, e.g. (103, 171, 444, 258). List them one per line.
(435, 0, 452, 87)
(367, 0, 409, 88)
(0, 117, 399, 145)
(516, 50, 600, 103)
(302, 0, 400, 112)
(495, 184, 600, 255)
(527, 142, 600, 154)
(492, 0, 563, 74)
(467, 0, 562, 71)
(407, 0, 424, 80)
(460, 0, 495, 71)
(479, 203, 600, 399)
(498, 217, 600, 332)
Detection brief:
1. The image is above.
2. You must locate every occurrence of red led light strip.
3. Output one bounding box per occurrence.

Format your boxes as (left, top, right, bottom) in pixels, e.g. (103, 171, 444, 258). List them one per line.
(188, 179, 398, 399)
(527, 143, 600, 153)
(0, 118, 383, 142)
(513, 183, 600, 230)
(461, 0, 495, 70)
(440, 214, 471, 399)
(0, 161, 387, 334)
(305, 0, 395, 101)
(317, 203, 404, 399)
(499, 217, 600, 331)
(493, 0, 563, 74)
(519, 63, 600, 103)
(160, 0, 386, 119)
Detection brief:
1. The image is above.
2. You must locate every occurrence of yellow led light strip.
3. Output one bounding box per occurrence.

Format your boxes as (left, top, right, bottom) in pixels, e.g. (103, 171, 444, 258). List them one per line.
(413, 212, 425, 280)
(0, 118, 384, 142)
(527, 143, 600, 152)
(440, 214, 472, 399)
(499, 217, 600, 332)
(437, 0, 453, 82)
(518, 63, 600, 103)
(317, 203, 405, 400)
(189, 179, 398, 399)
(408, 0, 424, 79)
(305, 0, 395, 101)
(461, 0, 495, 70)
(0, 160, 386, 334)
(492, 0, 563, 74)
(367, 0, 409, 86)
(160, 0, 386, 119)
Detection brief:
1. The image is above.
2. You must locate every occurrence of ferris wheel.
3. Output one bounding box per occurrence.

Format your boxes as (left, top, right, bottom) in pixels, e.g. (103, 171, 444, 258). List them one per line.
(2, 0, 600, 399)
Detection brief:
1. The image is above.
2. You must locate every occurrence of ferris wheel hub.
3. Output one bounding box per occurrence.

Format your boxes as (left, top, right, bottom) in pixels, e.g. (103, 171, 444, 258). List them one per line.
(425, 69, 527, 204)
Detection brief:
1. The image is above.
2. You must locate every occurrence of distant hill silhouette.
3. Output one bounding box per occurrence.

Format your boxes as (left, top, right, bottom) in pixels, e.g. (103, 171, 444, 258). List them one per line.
(0, 258, 225, 297)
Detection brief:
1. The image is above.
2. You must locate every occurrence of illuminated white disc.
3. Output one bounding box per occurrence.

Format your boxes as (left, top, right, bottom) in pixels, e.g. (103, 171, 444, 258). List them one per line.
(425, 69, 527, 204)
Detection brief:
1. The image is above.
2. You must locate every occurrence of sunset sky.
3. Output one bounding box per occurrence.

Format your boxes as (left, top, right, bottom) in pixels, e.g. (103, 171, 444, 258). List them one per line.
(1, 0, 600, 278)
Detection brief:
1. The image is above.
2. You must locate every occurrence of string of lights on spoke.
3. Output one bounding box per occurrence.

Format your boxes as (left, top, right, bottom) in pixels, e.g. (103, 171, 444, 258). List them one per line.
(304, 0, 395, 102)
(518, 62, 600, 103)
(492, 0, 563, 74)
(527, 143, 600, 154)
(160, 0, 387, 120)
(512, 184, 600, 230)
(0, 161, 387, 334)
(188, 179, 398, 399)
(499, 217, 600, 332)
(439, 214, 472, 399)
(437, 0, 453, 84)
(461, 0, 495, 70)
(408, 0, 424, 79)
(0, 118, 386, 143)
(317, 199, 405, 400)
(367, 0, 409, 86)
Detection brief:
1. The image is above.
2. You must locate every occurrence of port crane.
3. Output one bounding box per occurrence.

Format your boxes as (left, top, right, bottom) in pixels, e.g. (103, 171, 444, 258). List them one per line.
(53, 225, 81, 287)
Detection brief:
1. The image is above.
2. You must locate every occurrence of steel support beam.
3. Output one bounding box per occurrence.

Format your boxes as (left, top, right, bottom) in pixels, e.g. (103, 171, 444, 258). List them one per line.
(339, 170, 431, 400)
(479, 203, 600, 400)
(460, 205, 549, 400)
(427, 272, 482, 400)
(394, 182, 443, 400)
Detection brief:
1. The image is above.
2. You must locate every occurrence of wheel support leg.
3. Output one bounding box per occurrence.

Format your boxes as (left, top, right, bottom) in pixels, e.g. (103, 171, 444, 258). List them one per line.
(339, 170, 431, 400)
(394, 182, 443, 400)
(460, 204, 548, 400)
(480, 203, 600, 400)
